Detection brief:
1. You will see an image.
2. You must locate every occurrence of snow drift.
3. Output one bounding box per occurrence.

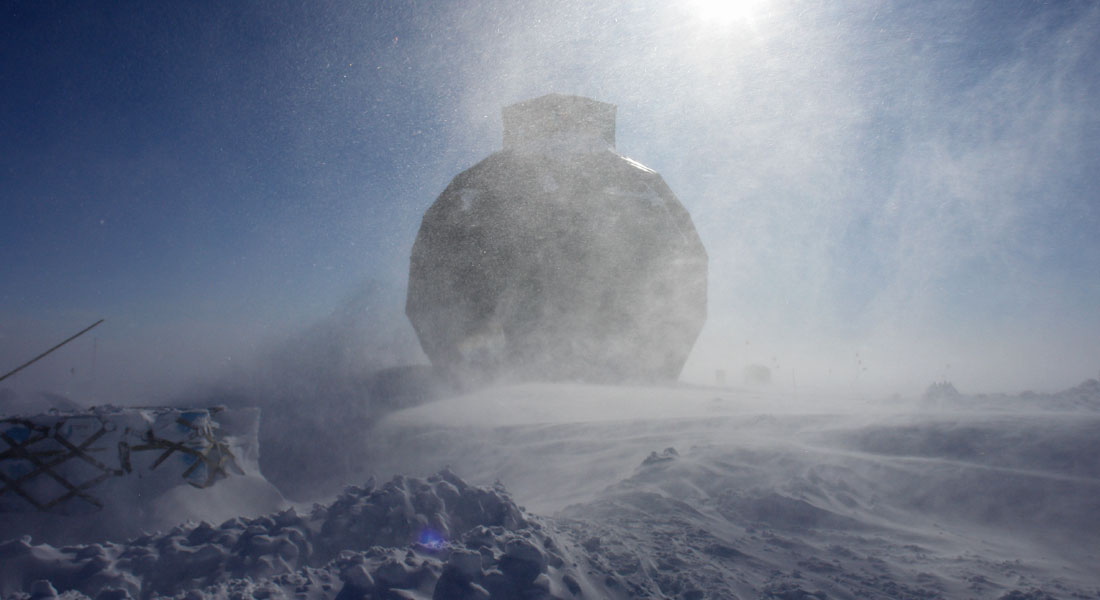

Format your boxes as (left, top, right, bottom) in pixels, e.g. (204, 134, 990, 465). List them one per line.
(2, 380, 1099, 599)
(0, 470, 579, 599)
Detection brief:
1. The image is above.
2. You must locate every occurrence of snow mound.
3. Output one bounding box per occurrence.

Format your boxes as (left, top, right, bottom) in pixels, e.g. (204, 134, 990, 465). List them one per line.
(0, 470, 581, 600)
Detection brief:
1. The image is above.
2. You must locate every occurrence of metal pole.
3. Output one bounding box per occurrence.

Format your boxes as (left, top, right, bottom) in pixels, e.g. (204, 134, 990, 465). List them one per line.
(0, 319, 105, 384)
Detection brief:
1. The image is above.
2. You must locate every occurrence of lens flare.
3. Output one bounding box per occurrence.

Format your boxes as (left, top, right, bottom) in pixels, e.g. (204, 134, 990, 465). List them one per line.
(417, 528, 446, 549)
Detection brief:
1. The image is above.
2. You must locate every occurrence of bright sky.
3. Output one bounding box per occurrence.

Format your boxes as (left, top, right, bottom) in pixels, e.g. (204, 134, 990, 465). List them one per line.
(2, 0, 1099, 401)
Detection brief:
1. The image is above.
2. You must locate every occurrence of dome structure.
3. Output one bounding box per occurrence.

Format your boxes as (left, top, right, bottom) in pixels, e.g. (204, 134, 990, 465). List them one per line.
(406, 94, 707, 384)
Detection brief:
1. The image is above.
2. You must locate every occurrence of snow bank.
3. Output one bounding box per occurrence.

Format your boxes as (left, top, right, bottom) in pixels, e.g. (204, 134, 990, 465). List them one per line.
(0, 470, 582, 600)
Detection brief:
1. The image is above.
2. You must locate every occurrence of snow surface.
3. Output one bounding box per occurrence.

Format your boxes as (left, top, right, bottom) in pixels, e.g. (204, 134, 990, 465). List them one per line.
(3, 380, 1100, 599)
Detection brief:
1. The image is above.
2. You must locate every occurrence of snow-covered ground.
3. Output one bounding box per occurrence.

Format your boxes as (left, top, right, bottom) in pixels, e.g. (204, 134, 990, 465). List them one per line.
(3, 380, 1099, 599)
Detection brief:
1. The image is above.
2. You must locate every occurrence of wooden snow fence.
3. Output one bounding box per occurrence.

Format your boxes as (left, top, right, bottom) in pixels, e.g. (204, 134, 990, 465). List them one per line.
(0, 407, 240, 514)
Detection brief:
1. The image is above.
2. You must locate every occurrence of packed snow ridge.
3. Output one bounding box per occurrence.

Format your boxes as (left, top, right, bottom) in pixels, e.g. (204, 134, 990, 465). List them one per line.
(1, 469, 572, 600)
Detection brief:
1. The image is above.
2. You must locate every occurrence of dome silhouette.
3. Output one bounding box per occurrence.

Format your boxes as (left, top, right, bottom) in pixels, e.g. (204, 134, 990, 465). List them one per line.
(407, 94, 707, 384)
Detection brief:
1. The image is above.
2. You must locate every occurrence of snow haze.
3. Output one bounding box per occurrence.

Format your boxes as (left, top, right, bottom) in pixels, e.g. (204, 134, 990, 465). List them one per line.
(3, 5, 1100, 596)
(2, 1, 1099, 400)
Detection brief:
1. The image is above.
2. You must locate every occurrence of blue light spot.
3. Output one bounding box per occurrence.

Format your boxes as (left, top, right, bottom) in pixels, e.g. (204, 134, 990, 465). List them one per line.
(418, 528, 445, 549)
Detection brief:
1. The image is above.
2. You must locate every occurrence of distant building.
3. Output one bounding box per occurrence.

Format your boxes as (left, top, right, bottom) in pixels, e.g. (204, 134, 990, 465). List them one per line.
(406, 94, 707, 385)
(743, 364, 772, 385)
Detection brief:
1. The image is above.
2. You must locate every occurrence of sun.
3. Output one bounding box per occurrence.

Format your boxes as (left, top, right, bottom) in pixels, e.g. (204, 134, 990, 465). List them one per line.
(686, 0, 766, 27)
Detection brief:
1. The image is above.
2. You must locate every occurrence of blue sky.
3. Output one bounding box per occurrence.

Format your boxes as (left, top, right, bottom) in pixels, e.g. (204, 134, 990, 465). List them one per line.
(2, 0, 1099, 400)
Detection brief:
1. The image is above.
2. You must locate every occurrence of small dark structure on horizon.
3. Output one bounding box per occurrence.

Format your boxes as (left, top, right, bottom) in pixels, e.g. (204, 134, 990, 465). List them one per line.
(406, 94, 707, 384)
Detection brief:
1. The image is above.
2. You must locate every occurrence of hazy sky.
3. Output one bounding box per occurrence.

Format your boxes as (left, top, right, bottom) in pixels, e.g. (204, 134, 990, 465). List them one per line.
(2, 0, 1098, 401)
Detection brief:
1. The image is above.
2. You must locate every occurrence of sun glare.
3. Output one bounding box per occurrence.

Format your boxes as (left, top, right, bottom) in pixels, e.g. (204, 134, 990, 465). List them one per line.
(687, 0, 765, 27)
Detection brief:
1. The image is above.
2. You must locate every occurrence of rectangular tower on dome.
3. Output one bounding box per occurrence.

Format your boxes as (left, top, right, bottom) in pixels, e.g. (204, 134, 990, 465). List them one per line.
(501, 94, 616, 153)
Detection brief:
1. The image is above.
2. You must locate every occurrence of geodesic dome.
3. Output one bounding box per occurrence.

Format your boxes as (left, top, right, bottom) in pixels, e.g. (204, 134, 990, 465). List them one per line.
(407, 94, 706, 384)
